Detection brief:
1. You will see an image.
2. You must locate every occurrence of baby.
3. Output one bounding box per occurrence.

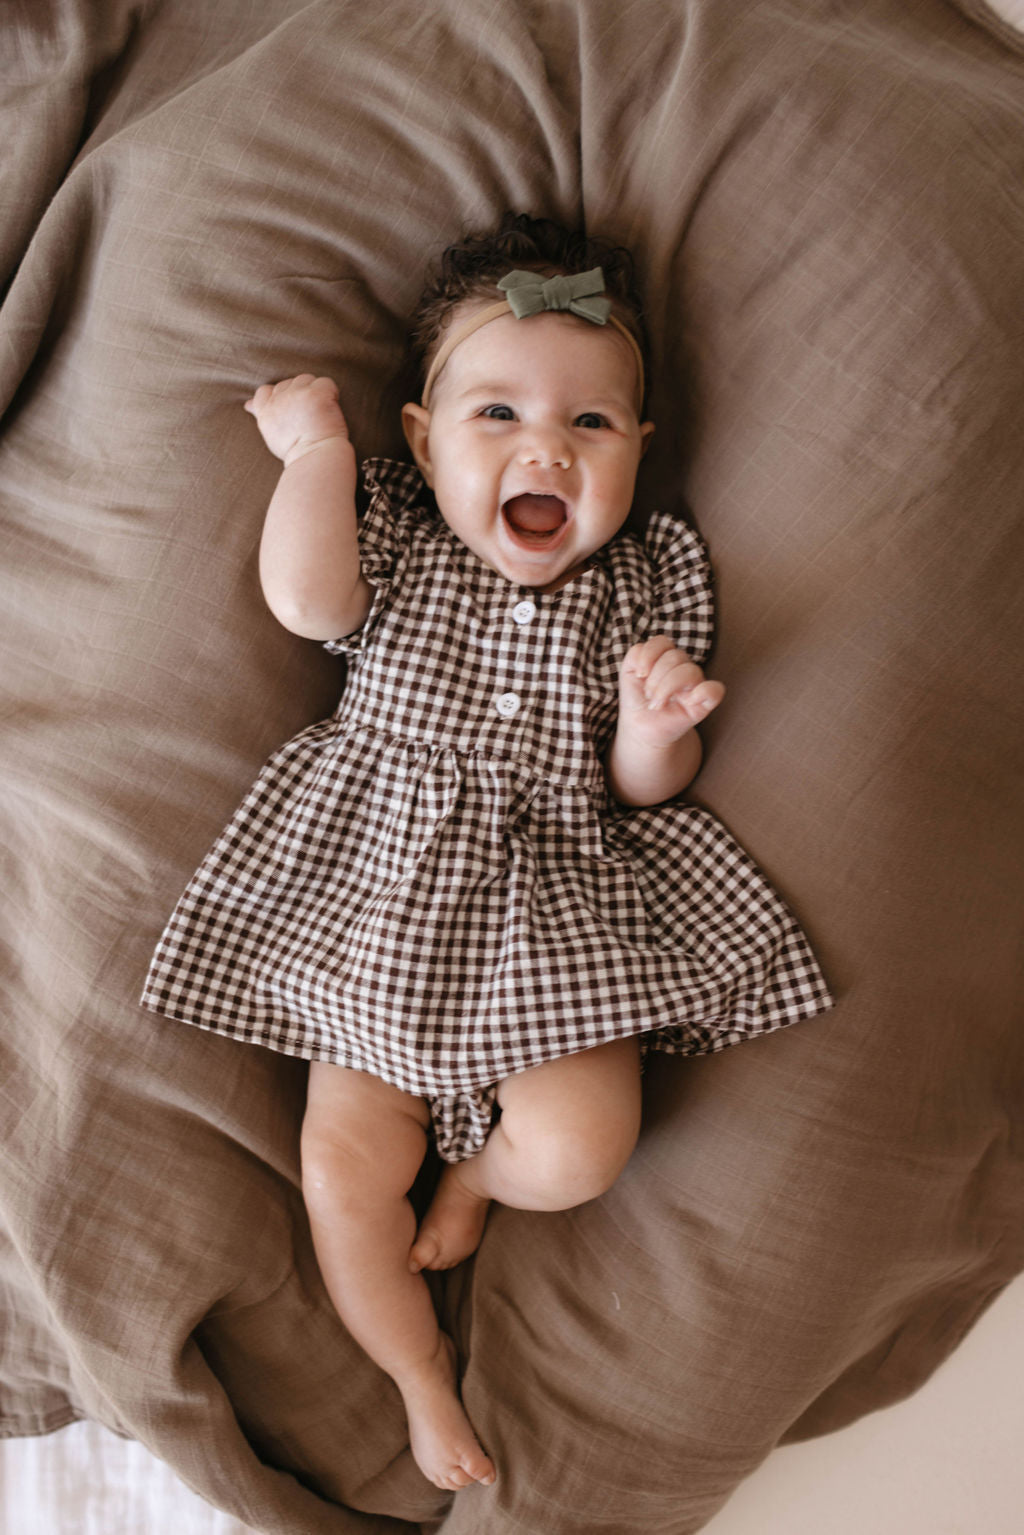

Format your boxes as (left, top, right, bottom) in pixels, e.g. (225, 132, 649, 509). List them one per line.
(144, 213, 832, 1492)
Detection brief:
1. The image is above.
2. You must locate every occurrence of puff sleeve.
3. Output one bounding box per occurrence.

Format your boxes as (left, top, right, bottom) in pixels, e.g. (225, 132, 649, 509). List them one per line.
(322, 457, 431, 657)
(637, 510, 716, 666)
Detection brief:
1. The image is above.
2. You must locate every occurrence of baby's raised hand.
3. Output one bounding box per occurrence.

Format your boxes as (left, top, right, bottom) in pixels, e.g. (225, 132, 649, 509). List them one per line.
(244, 375, 350, 465)
(618, 636, 725, 747)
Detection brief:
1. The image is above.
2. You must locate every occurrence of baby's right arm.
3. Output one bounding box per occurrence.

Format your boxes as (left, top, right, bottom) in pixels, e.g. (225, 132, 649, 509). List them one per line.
(246, 375, 372, 640)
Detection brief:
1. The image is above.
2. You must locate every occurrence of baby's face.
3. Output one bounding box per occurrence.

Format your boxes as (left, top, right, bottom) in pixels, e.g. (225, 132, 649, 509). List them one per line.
(402, 307, 654, 591)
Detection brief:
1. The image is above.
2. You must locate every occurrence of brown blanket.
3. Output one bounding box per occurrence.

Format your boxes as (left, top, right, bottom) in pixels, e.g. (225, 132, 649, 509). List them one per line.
(2, 1, 1022, 1531)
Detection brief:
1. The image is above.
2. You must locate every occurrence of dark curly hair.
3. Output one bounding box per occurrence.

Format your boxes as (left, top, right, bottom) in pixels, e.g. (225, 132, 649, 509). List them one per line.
(410, 211, 650, 406)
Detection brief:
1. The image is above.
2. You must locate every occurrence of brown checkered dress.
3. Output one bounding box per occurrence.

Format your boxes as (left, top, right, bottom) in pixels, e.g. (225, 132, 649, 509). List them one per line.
(142, 459, 833, 1161)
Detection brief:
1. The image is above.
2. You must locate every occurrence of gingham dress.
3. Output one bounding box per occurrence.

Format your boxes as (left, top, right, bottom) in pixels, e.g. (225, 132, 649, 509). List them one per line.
(143, 458, 833, 1161)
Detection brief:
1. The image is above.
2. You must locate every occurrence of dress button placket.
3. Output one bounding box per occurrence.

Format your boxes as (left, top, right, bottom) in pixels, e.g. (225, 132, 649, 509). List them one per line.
(498, 595, 537, 715)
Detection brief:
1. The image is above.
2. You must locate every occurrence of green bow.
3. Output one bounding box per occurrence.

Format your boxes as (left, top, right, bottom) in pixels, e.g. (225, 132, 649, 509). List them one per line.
(498, 267, 611, 325)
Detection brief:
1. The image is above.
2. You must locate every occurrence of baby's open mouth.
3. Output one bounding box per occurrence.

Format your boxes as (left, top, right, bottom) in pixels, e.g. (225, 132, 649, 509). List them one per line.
(501, 493, 568, 545)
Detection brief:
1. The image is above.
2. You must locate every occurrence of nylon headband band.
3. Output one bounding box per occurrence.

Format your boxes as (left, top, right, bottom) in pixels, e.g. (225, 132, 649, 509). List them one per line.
(420, 300, 646, 409)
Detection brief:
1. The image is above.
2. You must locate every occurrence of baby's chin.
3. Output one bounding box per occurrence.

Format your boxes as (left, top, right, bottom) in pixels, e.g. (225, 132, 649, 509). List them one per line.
(494, 545, 596, 594)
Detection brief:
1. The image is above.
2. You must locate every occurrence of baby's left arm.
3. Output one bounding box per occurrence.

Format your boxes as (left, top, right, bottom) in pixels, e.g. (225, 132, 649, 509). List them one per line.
(604, 636, 725, 807)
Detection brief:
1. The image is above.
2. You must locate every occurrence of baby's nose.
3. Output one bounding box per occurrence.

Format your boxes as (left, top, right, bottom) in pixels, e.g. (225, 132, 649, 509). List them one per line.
(518, 425, 572, 469)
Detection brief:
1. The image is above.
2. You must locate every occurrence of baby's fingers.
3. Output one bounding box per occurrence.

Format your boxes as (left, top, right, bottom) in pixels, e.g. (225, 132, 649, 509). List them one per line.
(243, 374, 336, 410)
(622, 635, 678, 683)
(243, 382, 274, 414)
(244, 378, 299, 415)
(642, 650, 701, 704)
(642, 650, 725, 718)
(662, 676, 726, 722)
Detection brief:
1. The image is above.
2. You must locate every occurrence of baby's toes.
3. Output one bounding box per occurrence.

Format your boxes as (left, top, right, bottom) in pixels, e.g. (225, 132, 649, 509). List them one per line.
(437, 1455, 493, 1491)
(438, 1445, 496, 1490)
(438, 1466, 473, 1491)
(408, 1230, 440, 1273)
(463, 1446, 497, 1487)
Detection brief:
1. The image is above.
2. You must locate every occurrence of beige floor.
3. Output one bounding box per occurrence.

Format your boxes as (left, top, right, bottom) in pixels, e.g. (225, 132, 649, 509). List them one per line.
(1, 1273, 1022, 1534)
(702, 1273, 1024, 1535)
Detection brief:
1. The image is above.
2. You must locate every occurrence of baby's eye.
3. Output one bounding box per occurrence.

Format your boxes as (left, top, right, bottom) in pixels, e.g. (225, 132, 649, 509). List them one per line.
(575, 412, 609, 430)
(481, 404, 515, 421)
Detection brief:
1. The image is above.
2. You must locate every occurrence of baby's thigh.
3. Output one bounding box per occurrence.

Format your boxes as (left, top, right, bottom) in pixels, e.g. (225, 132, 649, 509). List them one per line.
(496, 1038, 643, 1193)
(302, 1062, 430, 1202)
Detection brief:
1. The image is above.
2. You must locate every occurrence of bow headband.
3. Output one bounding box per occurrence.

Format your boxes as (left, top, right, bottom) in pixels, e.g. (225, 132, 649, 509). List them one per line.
(420, 266, 645, 408)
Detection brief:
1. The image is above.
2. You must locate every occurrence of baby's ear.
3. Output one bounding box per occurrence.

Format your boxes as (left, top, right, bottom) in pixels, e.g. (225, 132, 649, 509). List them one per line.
(401, 402, 433, 484)
(639, 421, 655, 457)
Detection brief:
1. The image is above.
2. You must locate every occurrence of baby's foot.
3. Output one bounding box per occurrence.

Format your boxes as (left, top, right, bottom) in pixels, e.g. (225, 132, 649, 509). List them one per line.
(398, 1334, 497, 1491)
(409, 1165, 490, 1272)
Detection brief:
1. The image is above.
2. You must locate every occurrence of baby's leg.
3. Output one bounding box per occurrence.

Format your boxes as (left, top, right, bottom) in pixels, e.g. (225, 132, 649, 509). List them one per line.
(301, 1063, 496, 1490)
(410, 1037, 642, 1272)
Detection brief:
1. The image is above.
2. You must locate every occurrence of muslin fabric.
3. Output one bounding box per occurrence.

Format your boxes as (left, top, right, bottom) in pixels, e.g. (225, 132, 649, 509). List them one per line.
(4, 3, 1023, 1529)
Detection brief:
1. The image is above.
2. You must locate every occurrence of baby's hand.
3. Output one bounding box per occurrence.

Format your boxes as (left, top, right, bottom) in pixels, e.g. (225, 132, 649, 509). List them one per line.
(244, 375, 350, 465)
(618, 636, 725, 747)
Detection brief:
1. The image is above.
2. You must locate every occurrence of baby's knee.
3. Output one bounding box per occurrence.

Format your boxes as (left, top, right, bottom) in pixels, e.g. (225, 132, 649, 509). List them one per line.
(508, 1114, 639, 1210)
(300, 1111, 364, 1202)
(300, 1066, 428, 1210)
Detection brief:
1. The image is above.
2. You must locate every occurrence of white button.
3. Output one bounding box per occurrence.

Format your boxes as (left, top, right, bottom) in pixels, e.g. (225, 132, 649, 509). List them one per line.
(512, 600, 537, 625)
(495, 692, 521, 718)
